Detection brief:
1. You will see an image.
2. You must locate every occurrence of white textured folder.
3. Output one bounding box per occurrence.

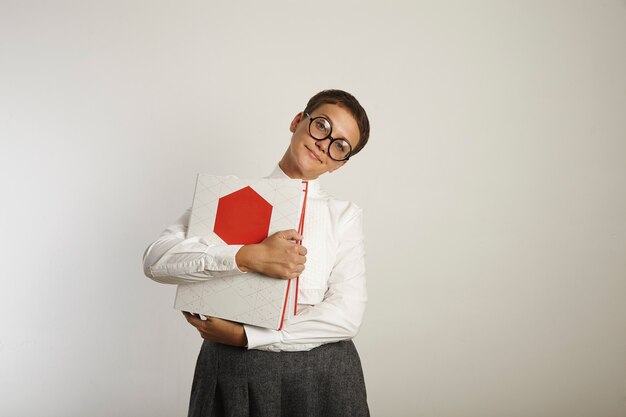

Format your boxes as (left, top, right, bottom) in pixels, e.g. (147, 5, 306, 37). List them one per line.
(174, 174, 305, 329)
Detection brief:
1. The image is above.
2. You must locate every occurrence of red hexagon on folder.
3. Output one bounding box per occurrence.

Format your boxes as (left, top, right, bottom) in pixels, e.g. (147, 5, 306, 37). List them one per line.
(214, 186, 273, 245)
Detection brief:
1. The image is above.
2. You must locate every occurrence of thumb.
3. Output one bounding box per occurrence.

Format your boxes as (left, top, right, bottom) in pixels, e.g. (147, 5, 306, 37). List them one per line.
(277, 229, 303, 241)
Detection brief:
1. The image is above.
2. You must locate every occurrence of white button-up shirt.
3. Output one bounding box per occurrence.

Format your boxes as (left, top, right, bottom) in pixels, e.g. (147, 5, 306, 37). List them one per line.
(143, 165, 367, 352)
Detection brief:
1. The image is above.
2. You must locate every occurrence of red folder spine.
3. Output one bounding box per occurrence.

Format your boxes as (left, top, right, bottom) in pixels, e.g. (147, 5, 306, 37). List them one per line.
(278, 180, 309, 330)
(294, 180, 309, 314)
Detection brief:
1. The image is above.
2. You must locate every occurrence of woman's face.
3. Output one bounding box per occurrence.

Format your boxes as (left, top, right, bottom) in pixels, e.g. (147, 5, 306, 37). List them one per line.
(280, 103, 360, 180)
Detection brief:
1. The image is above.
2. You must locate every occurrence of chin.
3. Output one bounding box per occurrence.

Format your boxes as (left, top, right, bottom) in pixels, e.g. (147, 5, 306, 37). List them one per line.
(293, 161, 320, 179)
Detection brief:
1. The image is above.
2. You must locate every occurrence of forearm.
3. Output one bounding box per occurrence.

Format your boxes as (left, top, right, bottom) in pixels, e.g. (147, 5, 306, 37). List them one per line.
(144, 237, 244, 284)
(244, 275, 367, 351)
(143, 209, 245, 285)
(244, 206, 367, 352)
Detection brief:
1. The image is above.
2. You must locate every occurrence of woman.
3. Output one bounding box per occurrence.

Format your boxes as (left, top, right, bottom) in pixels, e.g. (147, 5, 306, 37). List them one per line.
(143, 89, 371, 416)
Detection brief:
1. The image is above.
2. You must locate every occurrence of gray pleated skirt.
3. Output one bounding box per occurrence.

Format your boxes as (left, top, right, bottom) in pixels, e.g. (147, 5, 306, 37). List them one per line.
(188, 340, 369, 417)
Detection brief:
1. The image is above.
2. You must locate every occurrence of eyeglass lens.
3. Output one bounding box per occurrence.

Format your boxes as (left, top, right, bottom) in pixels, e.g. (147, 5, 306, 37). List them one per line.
(308, 117, 352, 161)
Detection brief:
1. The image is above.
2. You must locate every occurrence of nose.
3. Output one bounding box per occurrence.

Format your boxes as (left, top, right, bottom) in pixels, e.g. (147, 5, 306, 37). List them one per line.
(315, 138, 330, 154)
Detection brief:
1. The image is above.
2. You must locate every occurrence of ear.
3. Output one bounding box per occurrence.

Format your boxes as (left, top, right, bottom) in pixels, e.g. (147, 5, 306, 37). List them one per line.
(289, 112, 304, 133)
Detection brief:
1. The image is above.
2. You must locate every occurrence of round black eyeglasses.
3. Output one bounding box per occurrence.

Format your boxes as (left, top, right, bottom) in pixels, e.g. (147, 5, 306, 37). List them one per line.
(304, 112, 353, 161)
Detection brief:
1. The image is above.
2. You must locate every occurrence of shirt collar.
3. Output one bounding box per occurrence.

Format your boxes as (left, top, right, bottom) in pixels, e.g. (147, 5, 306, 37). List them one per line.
(268, 164, 321, 197)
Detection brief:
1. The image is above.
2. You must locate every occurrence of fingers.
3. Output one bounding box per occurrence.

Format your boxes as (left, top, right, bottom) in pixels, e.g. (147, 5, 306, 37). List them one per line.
(183, 311, 213, 329)
(256, 230, 309, 279)
(283, 248, 306, 277)
(183, 311, 203, 327)
(277, 229, 303, 242)
(183, 312, 215, 340)
(182, 313, 246, 346)
(294, 253, 306, 265)
(183, 312, 235, 327)
(279, 261, 306, 280)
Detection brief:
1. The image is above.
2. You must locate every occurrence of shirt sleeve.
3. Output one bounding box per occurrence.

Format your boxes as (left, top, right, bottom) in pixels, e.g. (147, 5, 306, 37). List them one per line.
(243, 207, 367, 352)
(143, 208, 246, 285)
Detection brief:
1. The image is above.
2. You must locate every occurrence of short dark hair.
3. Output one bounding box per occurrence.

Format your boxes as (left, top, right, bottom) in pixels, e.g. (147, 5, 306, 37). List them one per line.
(303, 89, 370, 157)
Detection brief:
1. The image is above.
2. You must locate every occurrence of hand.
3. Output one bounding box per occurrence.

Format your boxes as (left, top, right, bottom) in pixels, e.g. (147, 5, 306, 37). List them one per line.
(235, 229, 307, 280)
(182, 312, 247, 347)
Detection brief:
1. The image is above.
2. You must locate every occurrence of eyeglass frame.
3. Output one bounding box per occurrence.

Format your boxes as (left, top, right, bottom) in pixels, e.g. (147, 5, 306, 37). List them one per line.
(303, 112, 353, 161)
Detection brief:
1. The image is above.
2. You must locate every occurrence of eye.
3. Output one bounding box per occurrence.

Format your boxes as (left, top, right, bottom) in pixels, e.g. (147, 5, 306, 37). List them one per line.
(333, 141, 345, 152)
(314, 119, 330, 133)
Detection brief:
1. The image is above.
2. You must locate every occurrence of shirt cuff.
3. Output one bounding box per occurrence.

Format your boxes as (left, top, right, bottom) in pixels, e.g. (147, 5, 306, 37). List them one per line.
(202, 243, 245, 272)
(243, 324, 281, 349)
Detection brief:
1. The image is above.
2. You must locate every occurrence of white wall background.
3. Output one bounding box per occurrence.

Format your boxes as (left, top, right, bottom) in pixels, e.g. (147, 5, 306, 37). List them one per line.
(1, 1, 625, 416)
